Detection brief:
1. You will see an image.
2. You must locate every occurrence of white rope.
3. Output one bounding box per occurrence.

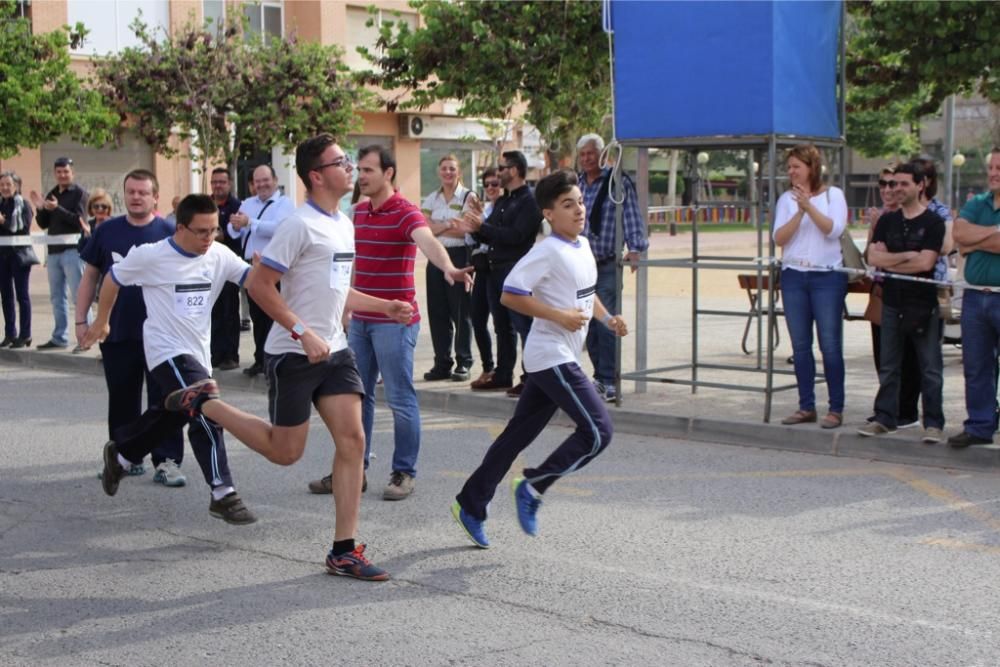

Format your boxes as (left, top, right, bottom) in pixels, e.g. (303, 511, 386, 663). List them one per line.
(0, 234, 80, 246)
(600, 0, 626, 206)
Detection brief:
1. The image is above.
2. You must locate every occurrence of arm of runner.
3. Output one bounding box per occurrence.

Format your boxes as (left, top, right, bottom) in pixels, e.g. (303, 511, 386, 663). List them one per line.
(80, 275, 119, 348)
(593, 297, 628, 337)
(500, 291, 588, 332)
(345, 289, 414, 324)
(74, 264, 102, 347)
(246, 262, 330, 363)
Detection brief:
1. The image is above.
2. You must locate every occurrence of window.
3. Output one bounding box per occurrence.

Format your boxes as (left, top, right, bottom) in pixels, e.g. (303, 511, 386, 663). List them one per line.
(345, 5, 418, 70)
(203, 0, 225, 28)
(68, 0, 171, 56)
(243, 1, 283, 40)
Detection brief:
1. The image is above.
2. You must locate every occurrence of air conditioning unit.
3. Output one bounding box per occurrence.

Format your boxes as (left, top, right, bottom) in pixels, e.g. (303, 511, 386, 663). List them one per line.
(399, 115, 426, 139)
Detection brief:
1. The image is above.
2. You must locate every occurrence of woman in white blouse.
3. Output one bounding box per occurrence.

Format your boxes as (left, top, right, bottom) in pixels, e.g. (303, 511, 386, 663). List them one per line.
(773, 144, 849, 429)
(420, 155, 477, 382)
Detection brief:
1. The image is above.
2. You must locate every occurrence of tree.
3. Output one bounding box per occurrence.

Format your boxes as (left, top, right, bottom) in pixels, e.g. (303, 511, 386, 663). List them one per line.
(358, 0, 610, 164)
(845, 0, 1000, 157)
(93, 12, 372, 179)
(0, 0, 118, 158)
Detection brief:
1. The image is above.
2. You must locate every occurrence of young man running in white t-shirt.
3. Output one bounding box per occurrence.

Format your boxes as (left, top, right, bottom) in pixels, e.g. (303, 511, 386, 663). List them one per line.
(84, 194, 257, 524)
(452, 170, 629, 548)
(160, 134, 413, 581)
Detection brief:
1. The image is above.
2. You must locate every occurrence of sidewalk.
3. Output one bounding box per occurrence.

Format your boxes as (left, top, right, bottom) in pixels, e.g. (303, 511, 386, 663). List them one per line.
(2, 230, 997, 472)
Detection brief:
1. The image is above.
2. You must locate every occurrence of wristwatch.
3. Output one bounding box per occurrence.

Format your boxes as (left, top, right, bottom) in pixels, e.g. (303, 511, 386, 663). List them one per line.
(290, 322, 306, 341)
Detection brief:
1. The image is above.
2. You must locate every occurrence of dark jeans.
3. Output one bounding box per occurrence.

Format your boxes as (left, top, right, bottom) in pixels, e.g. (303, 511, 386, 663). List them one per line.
(426, 245, 473, 372)
(99, 339, 183, 467)
(470, 254, 494, 373)
(113, 354, 233, 489)
(456, 361, 613, 521)
(873, 304, 944, 429)
(959, 290, 1000, 439)
(586, 259, 618, 385)
(487, 261, 532, 386)
(780, 268, 847, 413)
(248, 291, 273, 367)
(0, 254, 31, 339)
(870, 322, 920, 423)
(211, 281, 241, 365)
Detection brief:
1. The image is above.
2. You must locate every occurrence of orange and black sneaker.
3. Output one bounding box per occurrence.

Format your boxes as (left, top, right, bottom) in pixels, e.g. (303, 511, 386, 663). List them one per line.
(325, 544, 389, 581)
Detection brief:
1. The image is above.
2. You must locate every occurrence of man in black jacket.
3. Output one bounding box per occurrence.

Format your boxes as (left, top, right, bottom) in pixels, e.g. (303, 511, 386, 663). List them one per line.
(459, 151, 541, 392)
(29, 157, 89, 350)
(208, 168, 245, 370)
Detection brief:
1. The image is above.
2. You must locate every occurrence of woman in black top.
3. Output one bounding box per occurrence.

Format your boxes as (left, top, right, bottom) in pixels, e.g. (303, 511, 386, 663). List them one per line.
(0, 171, 35, 348)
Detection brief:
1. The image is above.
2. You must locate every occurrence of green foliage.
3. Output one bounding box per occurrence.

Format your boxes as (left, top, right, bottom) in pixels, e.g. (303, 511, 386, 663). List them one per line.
(357, 0, 610, 159)
(94, 12, 373, 172)
(0, 0, 118, 158)
(846, 0, 999, 157)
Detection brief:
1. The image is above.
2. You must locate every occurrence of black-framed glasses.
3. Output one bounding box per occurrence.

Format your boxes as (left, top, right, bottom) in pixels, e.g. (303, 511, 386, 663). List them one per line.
(312, 157, 353, 172)
(184, 225, 220, 240)
(484, 180, 501, 188)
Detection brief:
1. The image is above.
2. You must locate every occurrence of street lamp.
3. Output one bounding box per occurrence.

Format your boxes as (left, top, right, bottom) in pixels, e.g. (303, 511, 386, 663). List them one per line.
(952, 152, 966, 208)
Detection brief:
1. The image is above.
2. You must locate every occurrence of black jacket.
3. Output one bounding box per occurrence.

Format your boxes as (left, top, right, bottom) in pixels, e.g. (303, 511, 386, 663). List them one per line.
(36, 183, 88, 254)
(475, 184, 541, 266)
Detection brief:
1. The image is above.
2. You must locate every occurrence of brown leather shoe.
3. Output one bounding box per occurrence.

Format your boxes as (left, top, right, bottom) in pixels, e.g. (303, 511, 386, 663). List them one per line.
(780, 410, 817, 425)
(470, 371, 495, 388)
(505, 382, 524, 398)
(820, 412, 843, 429)
(470, 375, 513, 391)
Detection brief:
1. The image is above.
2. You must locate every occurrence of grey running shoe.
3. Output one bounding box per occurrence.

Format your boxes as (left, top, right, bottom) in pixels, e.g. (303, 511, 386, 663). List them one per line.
(383, 471, 414, 500)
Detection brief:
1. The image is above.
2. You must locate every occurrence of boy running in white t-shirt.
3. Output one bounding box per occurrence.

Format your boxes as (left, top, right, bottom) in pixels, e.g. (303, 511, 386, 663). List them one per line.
(452, 170, 628, 548)
(84, 194, 257, 524)
(157, 135, 412, 581)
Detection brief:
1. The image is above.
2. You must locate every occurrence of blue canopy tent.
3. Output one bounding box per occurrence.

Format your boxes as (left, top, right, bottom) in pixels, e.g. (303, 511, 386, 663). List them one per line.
(606, 0, 844, 421)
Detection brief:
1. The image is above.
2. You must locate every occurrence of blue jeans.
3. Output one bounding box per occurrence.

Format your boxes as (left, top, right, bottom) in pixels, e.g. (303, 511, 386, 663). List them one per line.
(874, 304, 944, 429)
(586, 259, 618, 385)
(349, 319, 421, 477)
(959, 290, 1000, 438)
(46, 249, 84, 345)
(0, 254, 31, 339)
(780, 268, 847, 413)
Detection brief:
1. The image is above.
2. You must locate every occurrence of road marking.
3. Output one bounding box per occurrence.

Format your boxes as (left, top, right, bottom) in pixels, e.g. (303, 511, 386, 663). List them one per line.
(920, 537, 1000, 554)
(886, 467, 1000, 534)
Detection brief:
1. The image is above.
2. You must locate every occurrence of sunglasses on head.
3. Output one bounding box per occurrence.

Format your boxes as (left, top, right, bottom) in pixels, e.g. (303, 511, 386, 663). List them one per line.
(878, 180, 898, 188)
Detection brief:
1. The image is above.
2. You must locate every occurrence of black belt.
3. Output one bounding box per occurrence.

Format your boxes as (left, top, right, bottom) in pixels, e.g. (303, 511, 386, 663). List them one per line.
(596, 256, 617, 266)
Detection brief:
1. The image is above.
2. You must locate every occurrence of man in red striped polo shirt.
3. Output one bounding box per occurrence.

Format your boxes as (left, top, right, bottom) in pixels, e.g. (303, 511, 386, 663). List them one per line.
(345, 145, 472, 501)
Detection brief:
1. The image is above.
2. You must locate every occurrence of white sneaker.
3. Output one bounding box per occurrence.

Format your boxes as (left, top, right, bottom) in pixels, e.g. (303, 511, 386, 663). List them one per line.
(153, 459, 187, 487)
(922, 427, 944, 445)
(383, 471, 414, 500)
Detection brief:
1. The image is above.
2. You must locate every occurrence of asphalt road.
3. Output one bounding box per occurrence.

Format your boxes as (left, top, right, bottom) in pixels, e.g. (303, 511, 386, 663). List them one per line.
(1, 366, 999, 667)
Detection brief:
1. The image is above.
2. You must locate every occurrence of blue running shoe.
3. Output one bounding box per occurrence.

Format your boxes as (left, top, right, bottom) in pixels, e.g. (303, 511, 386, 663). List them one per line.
(511, 476, 541, 536)
(451, 501, 489, 548)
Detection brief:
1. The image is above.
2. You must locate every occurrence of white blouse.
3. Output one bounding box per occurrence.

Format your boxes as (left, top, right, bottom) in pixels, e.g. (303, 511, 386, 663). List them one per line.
(772, 186, 848, 271)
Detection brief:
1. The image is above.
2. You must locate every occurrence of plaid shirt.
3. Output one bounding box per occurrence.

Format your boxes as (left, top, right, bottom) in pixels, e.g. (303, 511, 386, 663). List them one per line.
(579, 168, 648, 261)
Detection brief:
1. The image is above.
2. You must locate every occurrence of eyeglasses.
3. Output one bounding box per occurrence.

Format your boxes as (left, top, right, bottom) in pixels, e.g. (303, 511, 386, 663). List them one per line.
(91, 204, 111, 212)
(484, 180, 501, 188)
(312, 157, 353, 172)
(879, 180, 898, 189)
(184, 225, 219, 240)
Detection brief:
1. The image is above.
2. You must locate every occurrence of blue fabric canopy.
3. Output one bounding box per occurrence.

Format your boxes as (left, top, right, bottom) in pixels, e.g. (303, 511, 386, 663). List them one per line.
(611, 0, 842, 142)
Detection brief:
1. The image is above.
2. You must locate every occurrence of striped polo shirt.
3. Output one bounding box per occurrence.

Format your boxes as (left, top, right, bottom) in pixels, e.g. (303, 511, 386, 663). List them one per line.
(352, 191, 428, 323)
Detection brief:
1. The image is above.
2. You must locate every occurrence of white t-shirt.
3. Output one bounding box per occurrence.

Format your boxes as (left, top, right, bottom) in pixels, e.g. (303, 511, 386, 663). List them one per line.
(772, 186, 848, 271)
(502, 234, 598, 373)
(109, 238, 249, 371)
(260, 201, 354, 356)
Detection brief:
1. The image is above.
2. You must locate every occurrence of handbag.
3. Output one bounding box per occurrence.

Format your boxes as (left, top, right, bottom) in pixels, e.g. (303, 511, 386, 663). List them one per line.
(863, 283, 883, 325)
(831, 189, 865, 283)
(13, 245, 40, 268)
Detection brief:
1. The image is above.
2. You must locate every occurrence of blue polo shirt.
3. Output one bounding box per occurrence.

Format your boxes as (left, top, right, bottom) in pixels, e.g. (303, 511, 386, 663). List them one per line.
(959, 192, 1000, 286)
(80, 215, 175, 342)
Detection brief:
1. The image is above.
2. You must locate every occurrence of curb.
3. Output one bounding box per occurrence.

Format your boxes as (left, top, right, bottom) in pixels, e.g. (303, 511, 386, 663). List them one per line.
(4, 348, 998, 474)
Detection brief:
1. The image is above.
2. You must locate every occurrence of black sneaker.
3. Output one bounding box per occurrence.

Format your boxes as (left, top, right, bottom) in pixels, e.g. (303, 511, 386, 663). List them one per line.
(38, 340, 67, 350)
(423, 367, 452, 381)
(209, 492, 257, 525)
(947, 431, 993, 448)
(164, 378, 220, 414)
(243, 362, 263, 377)
(101, 440, 126, 497)
(308, 472, 367, 494)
